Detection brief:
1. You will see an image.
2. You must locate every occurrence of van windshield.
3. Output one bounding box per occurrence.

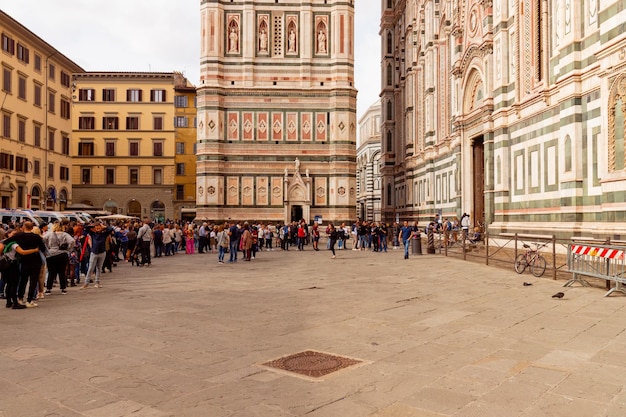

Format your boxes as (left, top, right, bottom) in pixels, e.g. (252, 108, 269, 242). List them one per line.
(31, 215, 45, 225)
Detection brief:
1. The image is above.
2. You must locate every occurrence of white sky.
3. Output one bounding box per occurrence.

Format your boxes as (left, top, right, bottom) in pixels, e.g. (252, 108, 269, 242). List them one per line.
(1, 0, 381, 120)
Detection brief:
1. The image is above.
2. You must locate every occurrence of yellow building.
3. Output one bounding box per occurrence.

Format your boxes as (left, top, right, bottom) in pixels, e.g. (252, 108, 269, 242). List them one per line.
(0, 11, 83, 210)
(72, 72, 180, 221)
(173, 73, 197, 221)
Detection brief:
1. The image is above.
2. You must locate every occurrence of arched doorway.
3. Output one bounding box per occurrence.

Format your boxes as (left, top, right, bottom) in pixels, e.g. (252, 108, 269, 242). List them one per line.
(150, 201, 165, 223)
(103, 199, 119, 214)
(58, 189, 68, 211)
(461, 67, 488, 229)
(128, 200, 141, 218)
(471, 135, 485, 227)
(46, 186, 57, 209)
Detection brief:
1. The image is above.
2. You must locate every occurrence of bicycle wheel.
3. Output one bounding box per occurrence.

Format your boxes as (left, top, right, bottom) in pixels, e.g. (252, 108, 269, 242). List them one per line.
(530, 255, 547, 277)
(514, 254, 527, 274)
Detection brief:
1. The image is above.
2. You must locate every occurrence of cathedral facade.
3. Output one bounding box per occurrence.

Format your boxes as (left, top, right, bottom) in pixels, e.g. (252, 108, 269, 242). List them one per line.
(196, 0, 357, 224)
(381, 0, 626, 239)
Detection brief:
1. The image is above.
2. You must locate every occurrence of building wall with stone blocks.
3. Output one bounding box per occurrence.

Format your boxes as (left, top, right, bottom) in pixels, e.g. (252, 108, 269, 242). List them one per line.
(197, 0, 357, 225)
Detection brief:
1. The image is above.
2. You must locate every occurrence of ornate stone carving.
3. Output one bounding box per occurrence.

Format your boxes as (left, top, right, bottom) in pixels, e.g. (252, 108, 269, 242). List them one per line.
(608, 74, 626, 171)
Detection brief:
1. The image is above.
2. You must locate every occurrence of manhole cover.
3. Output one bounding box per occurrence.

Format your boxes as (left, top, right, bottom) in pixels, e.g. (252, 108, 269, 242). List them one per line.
(262, 350, 362, 379)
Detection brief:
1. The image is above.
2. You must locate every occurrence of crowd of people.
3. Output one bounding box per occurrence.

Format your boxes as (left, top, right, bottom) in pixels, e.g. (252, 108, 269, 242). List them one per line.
(0, 214, 482, 311)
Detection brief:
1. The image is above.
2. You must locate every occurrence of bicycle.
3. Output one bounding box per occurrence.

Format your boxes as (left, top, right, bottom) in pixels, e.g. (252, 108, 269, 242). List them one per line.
(514, 242, 547, 277)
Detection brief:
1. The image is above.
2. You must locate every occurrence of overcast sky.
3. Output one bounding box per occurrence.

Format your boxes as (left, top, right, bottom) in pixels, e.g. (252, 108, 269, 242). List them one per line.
(1, 0, 381, 121)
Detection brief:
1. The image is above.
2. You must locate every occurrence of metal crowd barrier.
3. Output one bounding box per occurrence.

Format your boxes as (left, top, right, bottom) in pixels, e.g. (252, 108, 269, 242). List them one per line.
(566, 242, 626, 297)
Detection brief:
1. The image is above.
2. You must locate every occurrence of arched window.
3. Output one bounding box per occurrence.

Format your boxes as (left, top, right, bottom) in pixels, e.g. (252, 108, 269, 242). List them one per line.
(609, 76, 626, 172)
(386, 32, 393, 54)
(386, 130, 393, 152)
(386, 63, 393, 86)
(31, 185, 41, 209)
(387, 0, 393, 9)
(614, 98, 625, 171)
(564, 135, 573, 172)
(386, 184, 392, 206)
(386, 100, 393, 120)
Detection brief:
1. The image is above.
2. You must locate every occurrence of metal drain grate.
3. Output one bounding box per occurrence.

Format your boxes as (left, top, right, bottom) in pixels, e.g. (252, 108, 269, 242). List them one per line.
(262, 350, 362, 378)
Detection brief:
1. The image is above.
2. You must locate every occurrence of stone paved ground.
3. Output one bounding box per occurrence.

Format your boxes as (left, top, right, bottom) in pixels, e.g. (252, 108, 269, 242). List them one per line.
(1, 246, 626, 417)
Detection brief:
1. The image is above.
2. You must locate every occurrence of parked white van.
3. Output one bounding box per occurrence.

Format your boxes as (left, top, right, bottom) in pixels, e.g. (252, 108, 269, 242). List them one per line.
(0, 209, 45, 227)
(34, 211, 69, 225)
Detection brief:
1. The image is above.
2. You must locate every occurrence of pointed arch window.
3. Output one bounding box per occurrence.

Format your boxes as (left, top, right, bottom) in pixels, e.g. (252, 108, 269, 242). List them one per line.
(608, 76, 626, 172)
(386, 100, 393, 120)
(386, 130, 393, 152)
(564, 135, 573, 172)
(386, 32, 393, 54)
(386, 63, 393, 86)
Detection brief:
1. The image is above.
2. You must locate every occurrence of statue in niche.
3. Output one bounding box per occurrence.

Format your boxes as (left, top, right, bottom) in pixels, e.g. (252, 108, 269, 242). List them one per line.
(228, 26, 239, 53)
(317, 29, 327, 54)
(259, 28, 268, 52)
(288, 29, 297, 52)
(295, 157, 300, 173)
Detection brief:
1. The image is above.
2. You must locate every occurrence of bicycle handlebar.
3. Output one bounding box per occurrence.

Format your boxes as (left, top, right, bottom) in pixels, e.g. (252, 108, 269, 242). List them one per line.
(523, 242, 547, 250)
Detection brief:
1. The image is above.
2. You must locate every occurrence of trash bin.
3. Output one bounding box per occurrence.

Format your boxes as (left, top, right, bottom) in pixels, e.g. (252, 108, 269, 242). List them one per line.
(411, 236, 422, 255)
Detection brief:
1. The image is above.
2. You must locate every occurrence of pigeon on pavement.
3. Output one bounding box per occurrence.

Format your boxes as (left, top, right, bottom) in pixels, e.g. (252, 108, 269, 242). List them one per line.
(552, 292, 565, 298)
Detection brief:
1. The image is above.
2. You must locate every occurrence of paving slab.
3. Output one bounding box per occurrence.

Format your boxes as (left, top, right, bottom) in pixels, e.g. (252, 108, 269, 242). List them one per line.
(1, 247, 625, 417)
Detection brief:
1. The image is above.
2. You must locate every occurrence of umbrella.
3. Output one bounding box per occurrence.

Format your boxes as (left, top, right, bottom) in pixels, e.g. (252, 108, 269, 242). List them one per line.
(96, 214, 140, 221)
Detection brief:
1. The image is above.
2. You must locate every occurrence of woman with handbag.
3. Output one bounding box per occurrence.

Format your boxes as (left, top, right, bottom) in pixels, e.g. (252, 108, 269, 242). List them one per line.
(43, 222, 75, 295)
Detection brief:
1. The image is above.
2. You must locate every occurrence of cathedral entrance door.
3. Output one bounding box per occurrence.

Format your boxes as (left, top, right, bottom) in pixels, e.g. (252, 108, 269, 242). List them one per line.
(291, 205, 303, 222)
(472, 135, 485, 229)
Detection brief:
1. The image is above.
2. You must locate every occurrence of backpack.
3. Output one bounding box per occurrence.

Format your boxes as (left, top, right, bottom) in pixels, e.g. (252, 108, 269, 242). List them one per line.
(0, 241, 17, 272)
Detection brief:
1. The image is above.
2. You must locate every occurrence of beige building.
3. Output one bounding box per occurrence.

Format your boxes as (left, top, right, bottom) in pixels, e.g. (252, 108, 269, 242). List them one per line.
(381, 0, 626, 239)
(72, 72, 180, 221)
(173, 73, 198, 222)
(356, 99, 382, 222)
(196, 0, 357, 225)
(0, 11, 83, 210)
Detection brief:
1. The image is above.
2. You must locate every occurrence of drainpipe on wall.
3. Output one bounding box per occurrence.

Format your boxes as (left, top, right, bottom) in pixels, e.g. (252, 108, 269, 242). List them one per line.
(44, 51, 58, 210)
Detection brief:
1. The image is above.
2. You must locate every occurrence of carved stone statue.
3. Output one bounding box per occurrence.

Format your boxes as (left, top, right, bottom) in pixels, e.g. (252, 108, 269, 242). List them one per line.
(229, 27, 239, 53)
(259, 29, 268, 52)
(317, 30, 327, 54)
(288, 29, 296, 52)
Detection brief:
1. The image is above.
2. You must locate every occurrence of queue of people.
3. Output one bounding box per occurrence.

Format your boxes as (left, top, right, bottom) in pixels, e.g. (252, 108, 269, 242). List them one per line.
(0, 214, 481, 311)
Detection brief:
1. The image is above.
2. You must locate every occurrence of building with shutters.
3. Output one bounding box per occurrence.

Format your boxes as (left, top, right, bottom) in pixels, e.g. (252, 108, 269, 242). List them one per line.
(0, 11, 83, 210)
(71, 72, 180, 221)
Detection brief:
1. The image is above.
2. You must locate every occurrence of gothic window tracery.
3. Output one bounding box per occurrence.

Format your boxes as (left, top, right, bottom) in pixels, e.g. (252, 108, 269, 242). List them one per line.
(609, 75, 626, 171)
